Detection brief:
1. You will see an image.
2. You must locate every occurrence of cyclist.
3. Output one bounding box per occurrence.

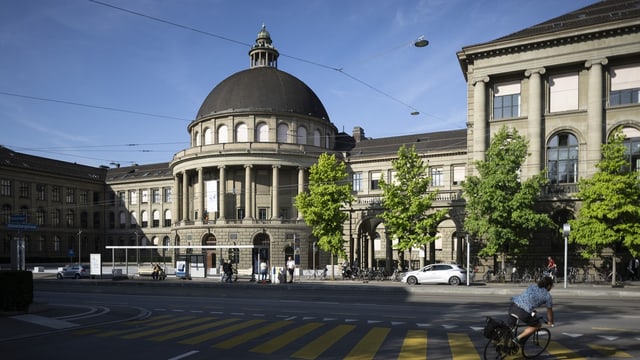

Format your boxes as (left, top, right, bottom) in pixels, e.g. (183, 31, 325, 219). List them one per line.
(508, 276, 555, 346)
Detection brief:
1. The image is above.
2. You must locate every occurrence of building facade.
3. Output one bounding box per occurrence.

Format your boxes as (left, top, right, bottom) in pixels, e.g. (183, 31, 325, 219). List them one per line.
(2, 1, 639, 277)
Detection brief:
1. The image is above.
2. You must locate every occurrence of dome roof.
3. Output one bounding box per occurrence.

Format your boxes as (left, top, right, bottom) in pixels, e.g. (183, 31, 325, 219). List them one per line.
(196, 67, 330, 121)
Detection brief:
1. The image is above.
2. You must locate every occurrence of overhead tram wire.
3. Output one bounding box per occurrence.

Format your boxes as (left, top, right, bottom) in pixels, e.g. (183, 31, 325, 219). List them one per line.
(87, 0, 426, 116)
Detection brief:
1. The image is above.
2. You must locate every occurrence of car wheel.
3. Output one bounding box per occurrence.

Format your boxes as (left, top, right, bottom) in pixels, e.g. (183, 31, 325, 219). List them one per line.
(56, 273, 63, 279)
(449, 276, 461, 286)
(407, 276, 418, 285)
(74, 273, 80, 279)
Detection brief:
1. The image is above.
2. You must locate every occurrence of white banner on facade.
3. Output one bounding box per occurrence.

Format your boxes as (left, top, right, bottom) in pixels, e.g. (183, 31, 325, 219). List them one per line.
(206, 180, 218, 213)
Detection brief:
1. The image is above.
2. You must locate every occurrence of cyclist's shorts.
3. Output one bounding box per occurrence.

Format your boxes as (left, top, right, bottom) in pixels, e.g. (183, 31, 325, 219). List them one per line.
(508, 303, 540, 327)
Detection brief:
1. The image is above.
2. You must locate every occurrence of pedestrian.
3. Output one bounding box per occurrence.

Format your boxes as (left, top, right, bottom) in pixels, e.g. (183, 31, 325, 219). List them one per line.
(260, 259, 268, 282)
(224, 259, 234, 283)
(286, 256, 295, 283)
(508, 276, 555, 346)
(547, 256, 557, 279)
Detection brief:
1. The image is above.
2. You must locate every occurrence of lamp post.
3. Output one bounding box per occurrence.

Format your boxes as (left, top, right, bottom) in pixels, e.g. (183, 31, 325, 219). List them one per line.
(562, 223, 570, 289)
(312, 241, 317, 279)
(135, 228, 140, 266)
(77, 229, 82, 264)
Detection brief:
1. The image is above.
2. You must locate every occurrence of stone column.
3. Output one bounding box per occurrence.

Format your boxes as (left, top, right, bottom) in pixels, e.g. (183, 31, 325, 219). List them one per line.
(182, 170, 189, 222)
(525, 67, 546, 178)
(472, 76, 490, 168)
(586, 58, 608, 178)
(271, 165, 280, 221)
(173, 173, 179, 224)
(244, 165, 253, 220)
(297, 167, 305, 220)
(218, 166, 226, 221)
(198, 167, 204, 223)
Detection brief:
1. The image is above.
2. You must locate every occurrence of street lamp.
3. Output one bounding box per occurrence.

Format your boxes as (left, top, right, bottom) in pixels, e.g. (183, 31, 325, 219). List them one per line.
(414, 36, 429, 48)
(135, 228, 140, 266)
(77, 229, 82, 264)
(562, 223, 570, 289)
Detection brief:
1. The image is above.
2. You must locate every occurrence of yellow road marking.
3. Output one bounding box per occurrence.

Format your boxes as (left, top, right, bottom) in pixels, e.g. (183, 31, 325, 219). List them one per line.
(122, 316, 211, 339)
(213, 320, 292, 349)
(178, 319, 265, 345)
(398, 329, 427, 360)
(250, 322, 324, 354)
(448, 333, 480, 360)
(127, 314, 173, 325)
(97, 315, 194, 337)
(545, 341, 587, 360)
(588, 344, 632, 358)
(344, 327, 390, 360)
(149, 318, 239, 341)
(291, 324, 356, 360)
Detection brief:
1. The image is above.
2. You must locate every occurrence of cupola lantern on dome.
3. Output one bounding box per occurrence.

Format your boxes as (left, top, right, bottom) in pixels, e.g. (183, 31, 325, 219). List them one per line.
(249, 24, 279, 68)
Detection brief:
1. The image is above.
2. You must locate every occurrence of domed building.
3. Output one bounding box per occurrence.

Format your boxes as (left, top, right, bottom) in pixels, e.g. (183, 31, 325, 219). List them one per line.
(168, 25, 338, 278)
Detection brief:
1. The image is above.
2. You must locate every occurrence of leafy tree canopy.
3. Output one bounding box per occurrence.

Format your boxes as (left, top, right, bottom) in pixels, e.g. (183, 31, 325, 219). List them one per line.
(295, 153, 354, 258)
(569, 128, 640, 258)
(463, 126, 554, 257)
(380, 145, 447, 252)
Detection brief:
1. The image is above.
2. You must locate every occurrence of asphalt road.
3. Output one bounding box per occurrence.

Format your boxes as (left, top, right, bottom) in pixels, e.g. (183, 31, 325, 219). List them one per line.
(1, 276, 639, 359)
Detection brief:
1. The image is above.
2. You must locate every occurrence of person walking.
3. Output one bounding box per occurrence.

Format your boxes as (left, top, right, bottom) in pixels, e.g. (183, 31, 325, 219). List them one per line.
(260, 259, 268, 283)
(286, 256, 295, 283)
(547, 256, 557, 279)
(508, 276, 555, 346)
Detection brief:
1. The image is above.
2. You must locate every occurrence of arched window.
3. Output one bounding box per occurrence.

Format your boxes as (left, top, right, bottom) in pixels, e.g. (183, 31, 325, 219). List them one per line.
(204, 128, 212, 145)
(218, 125, 228, 144)
(256, 123, 269, 142)
(297, 126, 307, 145)
(152, 210, 160, 227)
(313, 129, 321, 147)
(547, 132, 578, 184)
(236, 123, 248, 142)
(130, 211, 137, 228)
(194, 131, 201, 146)
(141, 211, 149, 228)
(621, 127, 640, 172)
(164, 209, 172, 227)
(277, 123, 288, 143)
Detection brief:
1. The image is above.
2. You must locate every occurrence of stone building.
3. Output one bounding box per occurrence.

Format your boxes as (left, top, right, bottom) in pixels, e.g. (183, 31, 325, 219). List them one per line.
(1, 1, 639, 278)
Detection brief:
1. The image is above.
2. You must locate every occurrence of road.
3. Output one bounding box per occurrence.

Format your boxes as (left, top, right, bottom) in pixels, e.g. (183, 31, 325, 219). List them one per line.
(1, 278, 639, 359)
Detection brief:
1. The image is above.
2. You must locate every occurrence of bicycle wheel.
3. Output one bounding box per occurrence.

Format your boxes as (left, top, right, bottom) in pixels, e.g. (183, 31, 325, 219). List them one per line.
(483, 340, 505, 360)
(521, 328, 551, 358)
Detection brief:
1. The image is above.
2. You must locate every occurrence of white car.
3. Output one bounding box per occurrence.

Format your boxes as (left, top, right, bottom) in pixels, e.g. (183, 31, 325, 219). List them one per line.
(401, 263, 467, 286)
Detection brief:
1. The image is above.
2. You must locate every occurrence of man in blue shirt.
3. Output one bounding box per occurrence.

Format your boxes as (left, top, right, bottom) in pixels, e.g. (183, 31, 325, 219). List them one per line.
(509, 276, 555, 344)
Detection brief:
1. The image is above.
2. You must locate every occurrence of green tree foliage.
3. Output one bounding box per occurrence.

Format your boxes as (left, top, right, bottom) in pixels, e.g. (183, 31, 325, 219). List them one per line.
(463, 126, 553, 257)
(295, 153, 355, 259)
(569, 128, 640, 258)
(380, 145, 447, 253)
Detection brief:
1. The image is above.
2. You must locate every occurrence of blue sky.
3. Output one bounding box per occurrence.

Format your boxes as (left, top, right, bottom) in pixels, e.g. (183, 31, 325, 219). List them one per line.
(0, 0, 596, 168)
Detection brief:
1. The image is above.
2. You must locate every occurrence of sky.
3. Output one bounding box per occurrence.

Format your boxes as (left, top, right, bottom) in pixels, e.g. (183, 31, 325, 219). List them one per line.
(0, 0, 597, 168)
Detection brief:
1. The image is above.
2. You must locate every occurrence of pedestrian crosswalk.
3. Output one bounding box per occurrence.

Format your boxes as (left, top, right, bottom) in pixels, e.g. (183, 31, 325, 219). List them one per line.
(73, 312, 636, 359)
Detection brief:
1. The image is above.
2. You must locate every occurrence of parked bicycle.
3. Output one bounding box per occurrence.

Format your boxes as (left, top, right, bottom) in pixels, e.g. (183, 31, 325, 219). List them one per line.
(483, 312, 551, 359)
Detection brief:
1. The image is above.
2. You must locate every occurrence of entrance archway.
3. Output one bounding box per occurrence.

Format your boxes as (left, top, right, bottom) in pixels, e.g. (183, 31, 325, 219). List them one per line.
(253, 231, 270, 280)
(203, 232, 216, 273)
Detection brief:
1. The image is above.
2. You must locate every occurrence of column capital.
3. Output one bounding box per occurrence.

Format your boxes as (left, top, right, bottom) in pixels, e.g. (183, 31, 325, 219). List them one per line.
(218, 165, 226, 169)
(272, 164, 281, 169)
(525, 67, 546, 77)
(244, 164, 253, 169)
(585, 58, 608, 68)
(471, 75, 490, 85)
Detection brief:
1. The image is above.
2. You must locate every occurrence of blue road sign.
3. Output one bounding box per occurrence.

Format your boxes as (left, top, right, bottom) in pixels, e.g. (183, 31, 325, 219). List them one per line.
(9, 214, 27, 224)
(7, 223, 37, 230)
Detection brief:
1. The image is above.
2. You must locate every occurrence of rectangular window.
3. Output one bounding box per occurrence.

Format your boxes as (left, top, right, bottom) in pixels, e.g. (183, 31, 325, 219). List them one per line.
(152, 189, 160, 203)
(164, 188, 172, 203)
(352, 172, 362, 192)
(610, 65, 640, 106)
(280, 207, 289, 219)
(370, 171, 381, 190)
(452, 165, 466, 185)
(0, 179, 11, 197)
(130, 190, 138, 205)
(237, 208, 245, 219)
(258, 208, 267, 220)
(19, 182, 30, 198)
(79, 190, 88, 205)
(549, 73, 579, 112)
(493, 82, 521, 119)
(66, 188, 75, 204)
(431, 167, 443, 187)
(118, 192, 125, 206)
(52, 186, 60, 202)
(141, 190, 148, 203)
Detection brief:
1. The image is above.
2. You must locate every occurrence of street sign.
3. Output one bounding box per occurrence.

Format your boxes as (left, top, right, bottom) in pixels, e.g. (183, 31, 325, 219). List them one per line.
(7, 223, 37, 230)
(9, 214, 27, 224)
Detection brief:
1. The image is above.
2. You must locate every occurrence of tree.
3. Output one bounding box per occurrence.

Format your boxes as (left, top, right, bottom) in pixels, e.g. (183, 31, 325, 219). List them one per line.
(295, 153, 354, 276)
(379, 145, 447, 266)
(569, 128, 640, 258)
(463, 126, 553, 258)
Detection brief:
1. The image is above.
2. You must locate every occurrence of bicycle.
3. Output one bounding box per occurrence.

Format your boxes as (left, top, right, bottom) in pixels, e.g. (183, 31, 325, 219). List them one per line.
(483, 313, 551, 359)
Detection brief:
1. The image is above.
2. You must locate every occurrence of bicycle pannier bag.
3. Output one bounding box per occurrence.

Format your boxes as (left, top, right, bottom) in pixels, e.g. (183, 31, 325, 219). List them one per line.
(483, 316, 507, 340)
